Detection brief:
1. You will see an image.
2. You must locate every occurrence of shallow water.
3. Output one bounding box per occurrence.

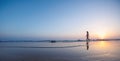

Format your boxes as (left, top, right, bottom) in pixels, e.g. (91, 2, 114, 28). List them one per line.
(0, 41, 120, 61)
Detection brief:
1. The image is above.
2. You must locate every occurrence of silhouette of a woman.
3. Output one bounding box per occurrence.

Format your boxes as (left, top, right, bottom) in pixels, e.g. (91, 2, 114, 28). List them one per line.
(86, 31, 89, 41)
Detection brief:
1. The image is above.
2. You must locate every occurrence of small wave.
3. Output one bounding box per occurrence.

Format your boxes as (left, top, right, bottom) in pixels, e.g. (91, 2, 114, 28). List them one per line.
(0, 45, 84, 48)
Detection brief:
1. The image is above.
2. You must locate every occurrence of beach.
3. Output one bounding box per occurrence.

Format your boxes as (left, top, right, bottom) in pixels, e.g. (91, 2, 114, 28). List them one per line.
(0, 41, 120, 61)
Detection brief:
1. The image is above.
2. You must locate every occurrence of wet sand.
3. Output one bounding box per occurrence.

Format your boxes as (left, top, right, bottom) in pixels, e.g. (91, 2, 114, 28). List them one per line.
(0, 41, 120, 61)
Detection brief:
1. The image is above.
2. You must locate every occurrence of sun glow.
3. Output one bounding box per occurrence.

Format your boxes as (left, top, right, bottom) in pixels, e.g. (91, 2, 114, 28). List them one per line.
(96, 31, 106, 39)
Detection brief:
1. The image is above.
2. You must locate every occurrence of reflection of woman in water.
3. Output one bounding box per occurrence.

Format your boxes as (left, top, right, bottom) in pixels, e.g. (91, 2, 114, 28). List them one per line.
(86, 31, 90, 50)
(86, 42, 89, 50)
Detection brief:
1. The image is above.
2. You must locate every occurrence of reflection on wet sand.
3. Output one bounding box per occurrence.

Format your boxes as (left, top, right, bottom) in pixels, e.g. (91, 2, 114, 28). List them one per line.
(92, 41, 113, 50)
(86, 41, 112, 50)
(86, 41, 89, 50)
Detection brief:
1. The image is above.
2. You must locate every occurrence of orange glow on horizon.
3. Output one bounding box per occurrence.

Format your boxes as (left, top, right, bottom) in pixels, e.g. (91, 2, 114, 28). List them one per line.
(96, 31, 106, 39)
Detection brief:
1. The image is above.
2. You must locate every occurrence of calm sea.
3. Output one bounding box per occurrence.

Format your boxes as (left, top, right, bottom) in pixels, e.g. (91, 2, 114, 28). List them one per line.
(0, 41, 120, 61)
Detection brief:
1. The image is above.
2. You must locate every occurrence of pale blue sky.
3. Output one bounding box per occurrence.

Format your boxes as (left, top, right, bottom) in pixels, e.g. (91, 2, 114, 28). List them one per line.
(0, 0, 120, 40)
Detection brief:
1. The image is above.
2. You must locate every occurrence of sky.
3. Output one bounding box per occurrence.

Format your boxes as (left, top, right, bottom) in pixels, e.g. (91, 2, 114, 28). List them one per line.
(0, 0, 120, 40)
